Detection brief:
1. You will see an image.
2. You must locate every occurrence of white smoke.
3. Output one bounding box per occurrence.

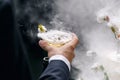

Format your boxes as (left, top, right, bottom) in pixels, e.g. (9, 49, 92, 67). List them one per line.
(50, 0, 120, 80)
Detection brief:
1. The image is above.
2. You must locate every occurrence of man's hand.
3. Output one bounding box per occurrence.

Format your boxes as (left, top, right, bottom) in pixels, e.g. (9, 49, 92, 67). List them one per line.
(39, 33, 79, 63)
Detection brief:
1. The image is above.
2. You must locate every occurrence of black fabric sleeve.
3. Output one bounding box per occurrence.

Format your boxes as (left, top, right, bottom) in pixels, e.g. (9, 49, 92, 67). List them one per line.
(39, 60, 70, 80)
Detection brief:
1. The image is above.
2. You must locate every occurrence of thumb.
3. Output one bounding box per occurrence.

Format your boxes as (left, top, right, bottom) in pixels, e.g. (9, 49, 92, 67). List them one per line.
(39, 40, 52, 51)
(65, 33, 79, 48)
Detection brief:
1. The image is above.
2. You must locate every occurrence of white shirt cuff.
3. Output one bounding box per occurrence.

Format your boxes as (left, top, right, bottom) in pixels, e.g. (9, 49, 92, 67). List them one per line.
(49, 55, 71, 71)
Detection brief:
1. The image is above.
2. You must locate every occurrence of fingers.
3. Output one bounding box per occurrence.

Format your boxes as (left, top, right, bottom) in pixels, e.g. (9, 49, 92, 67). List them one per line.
(67, 33, 79, 48)
(39, 40, 52, 51)
(39, 33, 79, 51)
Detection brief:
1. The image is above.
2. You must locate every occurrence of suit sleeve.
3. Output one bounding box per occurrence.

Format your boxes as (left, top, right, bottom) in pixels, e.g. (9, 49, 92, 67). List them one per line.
(39, 60, 70, 80)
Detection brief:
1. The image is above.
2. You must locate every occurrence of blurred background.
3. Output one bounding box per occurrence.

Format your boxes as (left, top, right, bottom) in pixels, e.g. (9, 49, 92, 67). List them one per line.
(1, 0, 120, 80)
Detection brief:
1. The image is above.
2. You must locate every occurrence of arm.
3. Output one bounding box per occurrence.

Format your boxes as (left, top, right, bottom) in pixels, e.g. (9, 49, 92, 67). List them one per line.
(38, 33, 79, 80)
(39, 60, 69, 80)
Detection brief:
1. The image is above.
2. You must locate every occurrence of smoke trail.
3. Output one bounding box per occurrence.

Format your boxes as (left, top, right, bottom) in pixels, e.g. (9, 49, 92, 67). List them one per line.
(14, 0, 57, 44)
(52, 0, 120, 80)
(14, 0, 120, 79)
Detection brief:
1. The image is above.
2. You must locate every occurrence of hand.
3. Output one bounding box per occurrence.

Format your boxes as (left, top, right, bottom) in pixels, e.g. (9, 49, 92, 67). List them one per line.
(38, 33, 79, 63)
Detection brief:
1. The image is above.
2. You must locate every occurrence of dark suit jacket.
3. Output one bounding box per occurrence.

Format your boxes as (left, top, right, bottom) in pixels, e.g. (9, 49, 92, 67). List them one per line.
(0, 0, 70, 80)
(39, 60, 70, 80)
(0, 0, 47, 80)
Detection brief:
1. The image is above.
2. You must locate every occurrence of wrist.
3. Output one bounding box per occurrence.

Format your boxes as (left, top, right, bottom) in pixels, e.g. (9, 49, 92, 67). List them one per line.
(49, 55, 71, 71)
(48, 53, 74, 63)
